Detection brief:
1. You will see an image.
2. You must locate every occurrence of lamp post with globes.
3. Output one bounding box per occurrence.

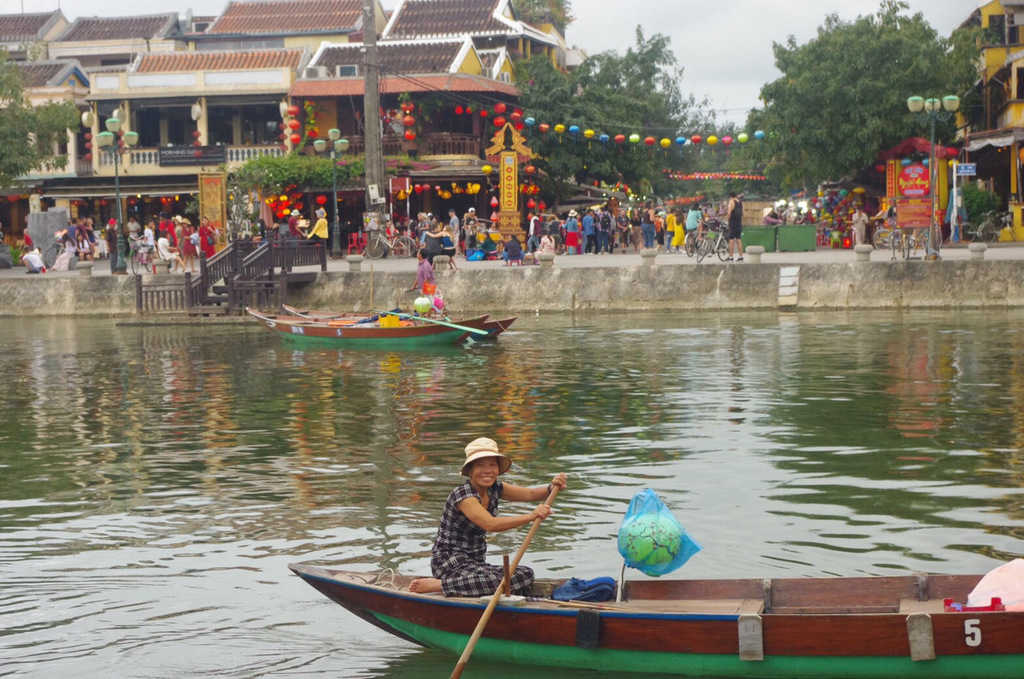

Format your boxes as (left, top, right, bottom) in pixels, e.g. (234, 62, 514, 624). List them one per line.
(312, 129, 350, 257)
(906, 94, 960, 260)
(95, 114, 138, 273)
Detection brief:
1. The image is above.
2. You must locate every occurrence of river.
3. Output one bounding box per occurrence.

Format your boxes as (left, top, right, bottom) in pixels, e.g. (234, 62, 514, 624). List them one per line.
(1, 311, 1022, 678)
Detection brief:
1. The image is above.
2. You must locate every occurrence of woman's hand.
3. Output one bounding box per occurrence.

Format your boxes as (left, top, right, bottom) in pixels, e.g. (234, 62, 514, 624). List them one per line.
(550, 473, 567, 491)
(531, 504, 552, 521)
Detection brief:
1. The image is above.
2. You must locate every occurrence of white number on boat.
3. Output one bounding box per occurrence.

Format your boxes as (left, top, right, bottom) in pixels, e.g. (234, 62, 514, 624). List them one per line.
(291, 326, 305, 335)
(336, 329, 343, 337)
(964, 619, 982, 648)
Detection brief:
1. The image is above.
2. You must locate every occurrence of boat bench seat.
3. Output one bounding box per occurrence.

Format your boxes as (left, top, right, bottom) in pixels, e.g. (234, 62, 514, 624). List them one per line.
(620, 598, 765, 615)
(899, 598, 946, 614)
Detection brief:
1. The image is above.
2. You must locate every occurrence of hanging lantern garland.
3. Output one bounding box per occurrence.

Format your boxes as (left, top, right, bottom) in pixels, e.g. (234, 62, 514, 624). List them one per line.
(663, 171, 768, 182)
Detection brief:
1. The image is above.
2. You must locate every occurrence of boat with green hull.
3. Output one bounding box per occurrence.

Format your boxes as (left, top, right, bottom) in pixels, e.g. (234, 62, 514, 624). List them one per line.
(290, 564, 1024, 678)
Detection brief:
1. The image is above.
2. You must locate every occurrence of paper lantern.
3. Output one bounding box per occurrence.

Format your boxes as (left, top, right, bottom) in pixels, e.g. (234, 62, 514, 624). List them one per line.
(403, 115, 416, 128)
(289, 133, 301, 145)
(490, 196, 499, 208)
(514, 121, 525, 131)
(316, 195, 328, 205)
(288, 119, 301, 130)
(287, 104, 300, 116)
(568, 125, 580, 136)
(644, 136, 656, 146)
(401, 102, 415, 113)
(414, 184, 424, 194)
(524, 165, 536, 175)
(691, 135, 702, 145)
(455, 105, 464, 115)
(722, 136, 733, 146)
(524, 117, 536, 127)
(510, 111, 523, 122)
(526, 198, 536, 209)
(754, 130, 766, 140)
(480, 109, 489, 118)
(538, 201, 547, 211)
(738, 133, 749, 143)
(539, 123, 551, 133)
(614, 134, 626, 144)
(707, 135, 719, 146)
(465, 106, 473, 115)
(83, 153, 92, 161)
(481, 165, 493, 175)
(599, 134, 610, 144)
(405, 130, 416, 141)
(675, 137, 686, 146)
(493, 116, 506, 127)
(659, 138, 671, 149)
(584, 129, 596, 139)
(494, 102, 507, 114)
(554, 124, 566, 134)
(629, 133, 641, 144)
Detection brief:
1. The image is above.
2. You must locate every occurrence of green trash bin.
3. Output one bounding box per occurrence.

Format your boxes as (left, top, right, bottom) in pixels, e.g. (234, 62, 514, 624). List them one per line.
(741, 226, 777, 252)
(777, 224, 818, 252)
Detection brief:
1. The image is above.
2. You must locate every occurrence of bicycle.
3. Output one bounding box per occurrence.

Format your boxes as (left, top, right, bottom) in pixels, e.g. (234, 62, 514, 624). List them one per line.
(695, 221, 729, 263)
(128, 237, 156, 275)
(364, 229, 417, 259)
(683, 230, 698, 257)
(890, 227, 928, 260)
(965, 210, 1009, 243)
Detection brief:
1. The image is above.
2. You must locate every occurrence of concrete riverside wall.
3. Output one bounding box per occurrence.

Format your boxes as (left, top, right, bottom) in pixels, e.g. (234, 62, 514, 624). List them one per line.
(3, 261, 1024, 316)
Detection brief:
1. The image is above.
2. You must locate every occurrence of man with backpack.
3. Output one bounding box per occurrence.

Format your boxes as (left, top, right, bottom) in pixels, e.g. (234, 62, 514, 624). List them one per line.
(598, 208, 613, 254)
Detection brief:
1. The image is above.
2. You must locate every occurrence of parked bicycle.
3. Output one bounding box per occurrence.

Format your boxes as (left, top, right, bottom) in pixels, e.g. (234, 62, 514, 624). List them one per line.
(695, 220, 729, 263)
(889, 227, 928, 260)
(364, 229, 418, 259)
(964, 210, 1010, 244)
(128, 236, 156, 275)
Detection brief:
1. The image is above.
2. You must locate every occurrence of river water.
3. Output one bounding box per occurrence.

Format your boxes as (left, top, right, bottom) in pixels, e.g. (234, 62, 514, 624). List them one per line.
(1, 311, 1023, 678)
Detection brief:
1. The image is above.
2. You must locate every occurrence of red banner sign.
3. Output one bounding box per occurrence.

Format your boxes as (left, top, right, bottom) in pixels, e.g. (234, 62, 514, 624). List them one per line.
(895, 198, 931, 228)
(898, 163, 930, 198)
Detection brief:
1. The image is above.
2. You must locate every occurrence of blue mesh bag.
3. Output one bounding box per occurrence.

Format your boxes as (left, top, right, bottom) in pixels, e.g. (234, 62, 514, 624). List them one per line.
(617, 489, 701, 577)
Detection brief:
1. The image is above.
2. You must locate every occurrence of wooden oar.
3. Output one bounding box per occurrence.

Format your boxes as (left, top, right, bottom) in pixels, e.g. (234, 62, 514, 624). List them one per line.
(450, 485, 560, 679)
(381, 312, 490, 337)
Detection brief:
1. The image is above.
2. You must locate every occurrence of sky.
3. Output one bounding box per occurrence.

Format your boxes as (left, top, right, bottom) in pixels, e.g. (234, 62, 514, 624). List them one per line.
(15, 0, 972, 125)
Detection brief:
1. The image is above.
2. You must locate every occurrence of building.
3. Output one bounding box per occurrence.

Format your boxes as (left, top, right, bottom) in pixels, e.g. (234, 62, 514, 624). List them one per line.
(0, 10, 68, 62)
(48, 14, 182, 71)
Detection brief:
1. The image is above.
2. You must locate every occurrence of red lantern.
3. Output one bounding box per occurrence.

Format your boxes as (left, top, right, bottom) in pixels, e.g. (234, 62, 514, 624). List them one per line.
(493, 116, 506, 128)
(403, 115, 416, 128)
(279, 123, 286, 130)
(490, 196, 499, 208)
(316, 195, 327, 205)
(193, 150, 203, 158)
(288, 119, 301, 130)
(192, 129, 201, 138)
(614, 134, 626, 144)
(524, 165, 536, 175)
(875, 164, 886, 173)
(83, 153, 92, 161)
(289, 133, 302, 145)
(401, 102, 414, 113)
(455, 105, 464, 115)
(414, 184, 424, 194)
(480, 109, 489, 118)
(494, 103, 507, 114)
(465, 106, 473, 115)
(539, 123, 550, 133)
(85, 141, 92, 150)
(404, 130, 417, 141)
(84, 132, 92, 140)
(538, 201, 547, 211)
(287, 104, 300, 116)
(434, 185, 442, 192)
(307, 128, 319, 139)
(510, 110, 522, 122)
(192, 140, 201, 147)
(691, 135, 702, 145)
(514, 121, 525, 131)
(526, 198, 536, 209)
(644, 136, 656, 146)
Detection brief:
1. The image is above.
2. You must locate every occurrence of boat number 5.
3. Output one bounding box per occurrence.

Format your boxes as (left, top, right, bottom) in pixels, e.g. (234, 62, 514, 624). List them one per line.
(964, 619, 982, 648)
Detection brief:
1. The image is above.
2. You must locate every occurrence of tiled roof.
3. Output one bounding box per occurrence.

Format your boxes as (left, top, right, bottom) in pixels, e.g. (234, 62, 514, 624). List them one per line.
(207, 0, 362, 35)
(16, 61, 66, 88)
(136, 50, 303, 72)
(58, 13, 176, 42)
(292, 72, 518, 97)
(384, 0, 509, 39)
(316, 40, 464, 74)
(0, 11, 57, 42)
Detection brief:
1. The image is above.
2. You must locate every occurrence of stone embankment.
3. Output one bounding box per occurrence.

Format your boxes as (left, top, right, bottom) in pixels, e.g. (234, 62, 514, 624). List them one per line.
(3, 258, 1024, 316)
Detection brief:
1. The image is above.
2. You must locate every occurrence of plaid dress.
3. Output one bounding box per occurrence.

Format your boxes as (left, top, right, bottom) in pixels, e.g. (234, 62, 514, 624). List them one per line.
(430, 480, 535, 597)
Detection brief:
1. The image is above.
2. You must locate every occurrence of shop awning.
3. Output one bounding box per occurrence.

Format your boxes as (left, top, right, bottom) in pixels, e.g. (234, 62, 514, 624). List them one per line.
(965, 128, 1024, 152)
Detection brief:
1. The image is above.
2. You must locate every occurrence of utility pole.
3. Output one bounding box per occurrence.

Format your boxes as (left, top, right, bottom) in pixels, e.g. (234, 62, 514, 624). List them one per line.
(362, 0, 385, 223)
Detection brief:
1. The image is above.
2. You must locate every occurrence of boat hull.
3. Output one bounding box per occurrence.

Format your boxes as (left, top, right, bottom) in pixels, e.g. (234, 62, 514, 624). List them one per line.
(247, 309, 487, 348)
(290, 565, 1024, 678)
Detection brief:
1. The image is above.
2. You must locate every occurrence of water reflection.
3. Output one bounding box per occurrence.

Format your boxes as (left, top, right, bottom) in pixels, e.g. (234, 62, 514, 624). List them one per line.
(1, 311, 1024, 677)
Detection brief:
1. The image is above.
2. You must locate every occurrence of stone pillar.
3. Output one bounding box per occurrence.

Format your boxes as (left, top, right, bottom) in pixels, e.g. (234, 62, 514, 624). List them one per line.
(640, 248, 657, 267)
(969, 243, 987, 261)
(538, 252, 555, 268)
(433, 255, 450, 269)
(745, 245, 765, 264)
(854, 244, 873, 262)
(347, 254, 364, 272)
(78, 261, 93, 277)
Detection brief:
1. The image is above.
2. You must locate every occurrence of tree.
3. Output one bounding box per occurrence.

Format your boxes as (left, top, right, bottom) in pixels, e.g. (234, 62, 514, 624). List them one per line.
(0, 53, 80, 188)
(513, 28, 715, 202)
(511, 0, 573, 33)
(751, 0, 980, 189)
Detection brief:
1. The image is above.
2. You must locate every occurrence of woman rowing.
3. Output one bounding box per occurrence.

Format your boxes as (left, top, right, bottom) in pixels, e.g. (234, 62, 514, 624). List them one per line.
(409, 437, 568, 596)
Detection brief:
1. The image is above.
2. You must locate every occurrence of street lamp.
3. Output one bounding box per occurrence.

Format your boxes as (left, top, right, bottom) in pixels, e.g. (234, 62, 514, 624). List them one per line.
(313, 129, 350, 256)
(95, 114, 138, 273)
(907, 94, 960, 260)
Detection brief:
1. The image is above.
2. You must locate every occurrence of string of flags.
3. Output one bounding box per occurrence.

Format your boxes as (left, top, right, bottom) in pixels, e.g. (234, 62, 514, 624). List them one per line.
(663, 171, 768, 181)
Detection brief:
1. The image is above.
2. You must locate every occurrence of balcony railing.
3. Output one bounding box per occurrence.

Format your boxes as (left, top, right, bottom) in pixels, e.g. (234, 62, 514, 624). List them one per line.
(95, 144, 285, 173)
(343, 133, 481, 158)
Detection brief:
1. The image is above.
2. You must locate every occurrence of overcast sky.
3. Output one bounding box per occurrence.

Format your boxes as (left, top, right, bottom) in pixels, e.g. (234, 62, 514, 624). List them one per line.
(18, 0, 971, 124)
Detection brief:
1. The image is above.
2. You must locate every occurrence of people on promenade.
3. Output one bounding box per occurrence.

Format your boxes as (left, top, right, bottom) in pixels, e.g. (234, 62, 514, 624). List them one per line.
(408, 437, 567, 597)
(538, 231, 556, 258)
(105, 219, 118, 273)
(198, 217, 216, 259)
(526, 212, 542, 253)
(307, 208, 328, 246)
(502, 234, 524, 264)
(851, 206, 868, 246)
(181, 219, 197, 273)
(564, 210, 580, 254)
(76, 228, 94, 261)
(727, 192, 744, 262)
(582, 208, 597, 254)
(156, 235, 185, 273)
(409, 248, 435, 292)
(448, 209, 461, 255)
(439, 222, 458, 271)
(21, 247, 45, 274)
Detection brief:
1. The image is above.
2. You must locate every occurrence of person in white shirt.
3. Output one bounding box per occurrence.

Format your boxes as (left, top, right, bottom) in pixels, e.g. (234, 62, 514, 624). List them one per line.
(21, 248, 45, 274)
(156, 236, 186, 273)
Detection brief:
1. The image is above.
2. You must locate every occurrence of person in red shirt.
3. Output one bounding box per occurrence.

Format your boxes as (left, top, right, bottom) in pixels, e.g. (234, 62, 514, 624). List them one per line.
(198, 217, 216, 259)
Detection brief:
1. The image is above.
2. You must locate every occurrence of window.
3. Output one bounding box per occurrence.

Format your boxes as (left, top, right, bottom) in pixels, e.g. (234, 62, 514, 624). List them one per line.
(336, 64, 358, 77)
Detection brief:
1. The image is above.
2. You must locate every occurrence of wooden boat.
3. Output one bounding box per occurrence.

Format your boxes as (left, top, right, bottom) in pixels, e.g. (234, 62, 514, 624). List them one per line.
(289, 563, 1024, 677)
(281, 304, 517, 341)
(247, 308, 489, 348)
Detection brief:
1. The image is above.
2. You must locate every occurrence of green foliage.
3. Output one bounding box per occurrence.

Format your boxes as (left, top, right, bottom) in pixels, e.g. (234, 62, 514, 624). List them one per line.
(231, 153, 365, 195)
(961, 183, 1002, 222)
(513, 28, 714, 202)
(0, 52, 80, 188)
(752, 0, 980, 189)
(511, 0, 573, 32)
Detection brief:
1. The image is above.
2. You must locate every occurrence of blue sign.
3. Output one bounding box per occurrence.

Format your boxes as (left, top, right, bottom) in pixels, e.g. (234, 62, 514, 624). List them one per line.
(956, 163, 977, 177)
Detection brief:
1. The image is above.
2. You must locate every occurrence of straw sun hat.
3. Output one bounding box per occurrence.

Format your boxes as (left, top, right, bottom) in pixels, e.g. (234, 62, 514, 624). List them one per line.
(461, 437, 511, 476)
